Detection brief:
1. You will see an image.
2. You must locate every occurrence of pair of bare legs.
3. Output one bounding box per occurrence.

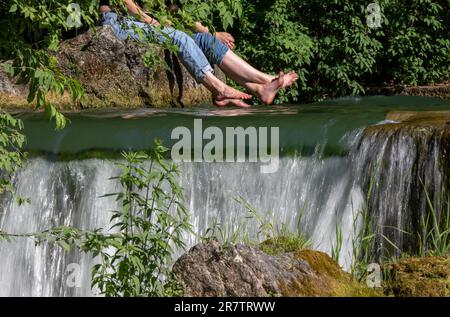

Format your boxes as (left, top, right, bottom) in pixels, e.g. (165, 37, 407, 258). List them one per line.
(200, 50, 299, 108)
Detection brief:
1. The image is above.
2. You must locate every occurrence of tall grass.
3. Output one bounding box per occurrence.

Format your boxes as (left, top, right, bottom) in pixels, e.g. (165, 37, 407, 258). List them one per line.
(201, 196, 311, 253)
(201, 173, 448, 280)
(418, 189, 449, 257)
(350, 205, 378, 281)
(331, 218, 343, 263)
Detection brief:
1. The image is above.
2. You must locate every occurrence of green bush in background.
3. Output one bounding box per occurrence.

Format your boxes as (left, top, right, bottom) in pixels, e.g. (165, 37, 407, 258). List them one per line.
(380, 0, 450, 85)
(231, 0, 450, 103)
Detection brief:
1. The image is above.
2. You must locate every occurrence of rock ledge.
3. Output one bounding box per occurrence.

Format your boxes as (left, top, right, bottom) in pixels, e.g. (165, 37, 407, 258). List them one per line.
(0, 26, 219, 110)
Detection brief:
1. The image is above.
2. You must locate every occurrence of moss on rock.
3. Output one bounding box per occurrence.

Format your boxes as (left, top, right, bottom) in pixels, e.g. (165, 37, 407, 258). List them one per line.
(279, 250, 382, 297)
(260, 235, 311, 255)
(383, 255, 450, 297)
(173, 242, 382, 297)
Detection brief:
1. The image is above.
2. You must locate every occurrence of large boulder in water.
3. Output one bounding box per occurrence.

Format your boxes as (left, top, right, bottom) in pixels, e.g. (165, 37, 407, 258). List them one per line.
(172, 241, 379, 297)
(0, 25, 222, 109)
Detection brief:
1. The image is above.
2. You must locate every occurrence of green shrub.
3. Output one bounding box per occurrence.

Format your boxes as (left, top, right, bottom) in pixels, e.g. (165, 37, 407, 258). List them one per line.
(232, 0, 315, 104)
(86, 142, 192, 296)
(0, 112, 27, 204)
(0, 141, 192, 296)
(381, 0, 450, 85)
(232, 0, 450, 103)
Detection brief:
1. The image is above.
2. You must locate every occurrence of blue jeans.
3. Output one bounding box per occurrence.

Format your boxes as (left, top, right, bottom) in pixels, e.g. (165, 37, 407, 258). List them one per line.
(101, 12, 229, 83)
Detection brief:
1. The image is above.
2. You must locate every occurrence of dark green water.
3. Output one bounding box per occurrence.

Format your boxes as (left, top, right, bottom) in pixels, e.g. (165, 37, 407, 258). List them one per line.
(17, 96, 450, 158)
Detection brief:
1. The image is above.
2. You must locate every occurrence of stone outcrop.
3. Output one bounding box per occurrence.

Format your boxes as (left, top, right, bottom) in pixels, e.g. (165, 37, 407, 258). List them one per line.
(172, 241, 380, 297)
(0, 26, 221, 109)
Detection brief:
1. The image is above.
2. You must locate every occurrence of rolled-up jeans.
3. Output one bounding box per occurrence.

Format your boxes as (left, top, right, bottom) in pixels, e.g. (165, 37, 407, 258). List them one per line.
(100, 12, 229, 83)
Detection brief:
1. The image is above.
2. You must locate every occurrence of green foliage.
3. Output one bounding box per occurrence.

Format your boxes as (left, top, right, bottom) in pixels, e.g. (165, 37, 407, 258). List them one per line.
(350, 201, 379, 282)
(381, 0, 450, 85)
(0, 112, 27, 204)
(85, 142, 191, 296)
(260, 234, 311, 255)
(167, 0, 243, 31)
(0, 141, 191, 296)
(232, 0, 450, 103)
(0, 0, 103, 128)
(304, 1, 384, 99)
(233, 0, 314, 104)
(418, 191, 449, 257)
(232, 0, 384, 102)
(2, 0, 449, 109)
(332, 218, 343, 264)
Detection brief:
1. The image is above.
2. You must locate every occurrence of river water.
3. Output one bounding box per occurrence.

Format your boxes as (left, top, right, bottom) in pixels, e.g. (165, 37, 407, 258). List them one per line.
(1, 96, 449, 296)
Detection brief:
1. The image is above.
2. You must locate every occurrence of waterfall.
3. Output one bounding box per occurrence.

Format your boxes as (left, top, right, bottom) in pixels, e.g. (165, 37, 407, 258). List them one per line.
(0, 159, 118, 296)
(351, 123, 448, 258)
(0, 122, 447, 296)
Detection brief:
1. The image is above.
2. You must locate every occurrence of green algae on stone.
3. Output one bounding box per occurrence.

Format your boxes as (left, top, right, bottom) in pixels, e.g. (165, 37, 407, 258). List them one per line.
(383, 255, 450, 297)
(279, 250, 383, 297)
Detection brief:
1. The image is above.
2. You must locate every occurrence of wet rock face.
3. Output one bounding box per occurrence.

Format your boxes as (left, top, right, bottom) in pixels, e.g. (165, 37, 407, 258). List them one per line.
(172, 242, 379, 297)
(357, 112, 450, 259)
(0, 26, 219, 109)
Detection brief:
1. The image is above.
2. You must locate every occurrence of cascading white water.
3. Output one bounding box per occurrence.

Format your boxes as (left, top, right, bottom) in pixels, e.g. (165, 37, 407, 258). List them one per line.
(0, 121, 446, 296)
(351, 123, 447, 258)
(180, 156, 364, 267)
(0, 159, 119, 296)
(0, 154, 365, 296)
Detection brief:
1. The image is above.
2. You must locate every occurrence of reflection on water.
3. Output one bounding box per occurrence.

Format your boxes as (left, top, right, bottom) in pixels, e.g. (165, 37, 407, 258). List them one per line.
(15, 96, 450, 157)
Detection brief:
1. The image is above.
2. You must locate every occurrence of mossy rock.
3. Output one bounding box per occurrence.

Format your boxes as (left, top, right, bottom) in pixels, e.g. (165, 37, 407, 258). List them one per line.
(260, 237, 381, 296)
(279, 250, 382, 297)
(173, 242, 382, 297)
(0, 26, 223, 110)
(383, 255, 450, 297)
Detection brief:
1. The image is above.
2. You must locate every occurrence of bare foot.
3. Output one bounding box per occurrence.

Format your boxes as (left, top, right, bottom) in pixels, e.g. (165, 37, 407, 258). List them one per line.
(281, 71, 299, 88)
(214, 98, 251, 108)
(252, 71, 299, 104)
(216, 86, 252, 101)
(255, 72, 286, 105)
